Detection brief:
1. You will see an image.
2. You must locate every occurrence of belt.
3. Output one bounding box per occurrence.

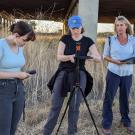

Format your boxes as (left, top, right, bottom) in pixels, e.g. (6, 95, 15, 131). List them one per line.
(0, 78, 22, 84)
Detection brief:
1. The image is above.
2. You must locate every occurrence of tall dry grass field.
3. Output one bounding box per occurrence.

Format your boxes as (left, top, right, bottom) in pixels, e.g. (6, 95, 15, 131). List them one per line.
(21, 33, 135, 135)
(0, 27, 135, 134)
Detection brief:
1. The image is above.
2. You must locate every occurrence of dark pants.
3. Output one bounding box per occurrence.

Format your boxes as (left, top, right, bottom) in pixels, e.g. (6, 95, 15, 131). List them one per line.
(0, 79, 25, 135)
(43, 71, 86, 135)
(102, 70, 132, 129)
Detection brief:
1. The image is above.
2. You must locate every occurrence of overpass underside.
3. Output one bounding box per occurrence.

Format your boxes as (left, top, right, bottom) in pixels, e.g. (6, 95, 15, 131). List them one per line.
(0, 0, 135, 40)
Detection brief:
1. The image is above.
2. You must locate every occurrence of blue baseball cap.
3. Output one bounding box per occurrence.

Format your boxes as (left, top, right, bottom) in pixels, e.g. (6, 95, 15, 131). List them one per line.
(68, 16, 82, 29)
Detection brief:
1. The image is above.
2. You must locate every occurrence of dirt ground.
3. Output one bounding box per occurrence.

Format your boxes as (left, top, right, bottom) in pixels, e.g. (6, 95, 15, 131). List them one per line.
(17, 100, 135, 135)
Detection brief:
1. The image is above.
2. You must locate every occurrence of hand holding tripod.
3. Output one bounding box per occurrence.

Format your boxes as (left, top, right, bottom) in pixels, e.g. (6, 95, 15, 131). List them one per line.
(56, 43, 100, 135)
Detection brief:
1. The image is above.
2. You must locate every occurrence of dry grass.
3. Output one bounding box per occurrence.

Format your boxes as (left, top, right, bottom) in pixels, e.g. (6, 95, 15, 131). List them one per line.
(16, 100, 135, 135)
(0, 25, 135, 135)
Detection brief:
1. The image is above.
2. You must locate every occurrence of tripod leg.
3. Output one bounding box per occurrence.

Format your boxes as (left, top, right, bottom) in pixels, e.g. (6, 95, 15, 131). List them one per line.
(79, 87, 100, 135)
(56, 87, 75, 135)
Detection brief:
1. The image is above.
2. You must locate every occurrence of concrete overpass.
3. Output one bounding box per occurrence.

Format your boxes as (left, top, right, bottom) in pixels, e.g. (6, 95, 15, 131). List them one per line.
(66, 0, 135, 40)
(0, 0, 135, 40)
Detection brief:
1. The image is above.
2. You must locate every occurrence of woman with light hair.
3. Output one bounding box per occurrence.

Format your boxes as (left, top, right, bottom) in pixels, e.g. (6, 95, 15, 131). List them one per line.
(101, 16, 135, 135)
(114, 16, 133, 35)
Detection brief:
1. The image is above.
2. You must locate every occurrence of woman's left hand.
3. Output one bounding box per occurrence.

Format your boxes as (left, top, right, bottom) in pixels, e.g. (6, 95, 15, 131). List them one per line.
(89, 44, 102, 63)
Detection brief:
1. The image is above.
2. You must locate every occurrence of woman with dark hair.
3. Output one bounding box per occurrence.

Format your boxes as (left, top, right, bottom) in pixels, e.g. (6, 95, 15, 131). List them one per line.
(43, 15, 101, 135)
(0, 21, 35, 135)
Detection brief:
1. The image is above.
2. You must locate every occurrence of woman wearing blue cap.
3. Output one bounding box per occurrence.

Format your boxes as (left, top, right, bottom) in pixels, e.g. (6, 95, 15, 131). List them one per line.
(43, 15, 101, 135)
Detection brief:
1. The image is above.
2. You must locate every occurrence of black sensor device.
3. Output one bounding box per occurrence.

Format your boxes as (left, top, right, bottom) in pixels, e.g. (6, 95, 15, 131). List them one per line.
(27, 70, 36, 75)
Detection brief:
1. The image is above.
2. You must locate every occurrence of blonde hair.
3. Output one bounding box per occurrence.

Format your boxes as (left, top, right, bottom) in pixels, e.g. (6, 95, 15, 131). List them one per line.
(114, 16, 133, 35)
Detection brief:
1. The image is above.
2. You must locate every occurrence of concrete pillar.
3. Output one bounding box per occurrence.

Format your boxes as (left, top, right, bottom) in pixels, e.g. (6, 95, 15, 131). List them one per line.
(78, 0, 99, 41)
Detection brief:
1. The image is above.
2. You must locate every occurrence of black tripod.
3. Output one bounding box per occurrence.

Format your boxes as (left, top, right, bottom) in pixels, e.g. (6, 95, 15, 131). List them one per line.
(56, 44, 100, 135)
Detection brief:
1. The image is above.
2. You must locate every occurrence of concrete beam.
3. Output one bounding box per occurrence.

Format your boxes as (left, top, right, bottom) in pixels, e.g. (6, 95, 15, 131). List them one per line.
(78, 0, 99, 41)
(65, 0, 78, 20)
(71, 2, 78, 15)
(99, 16, 135, 24)
(63, 0, 79, 34)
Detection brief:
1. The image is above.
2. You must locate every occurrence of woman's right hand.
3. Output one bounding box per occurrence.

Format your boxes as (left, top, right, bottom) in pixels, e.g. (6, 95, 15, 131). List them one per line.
(69, 54, 75, 63)
(17, 72, 31, 80)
